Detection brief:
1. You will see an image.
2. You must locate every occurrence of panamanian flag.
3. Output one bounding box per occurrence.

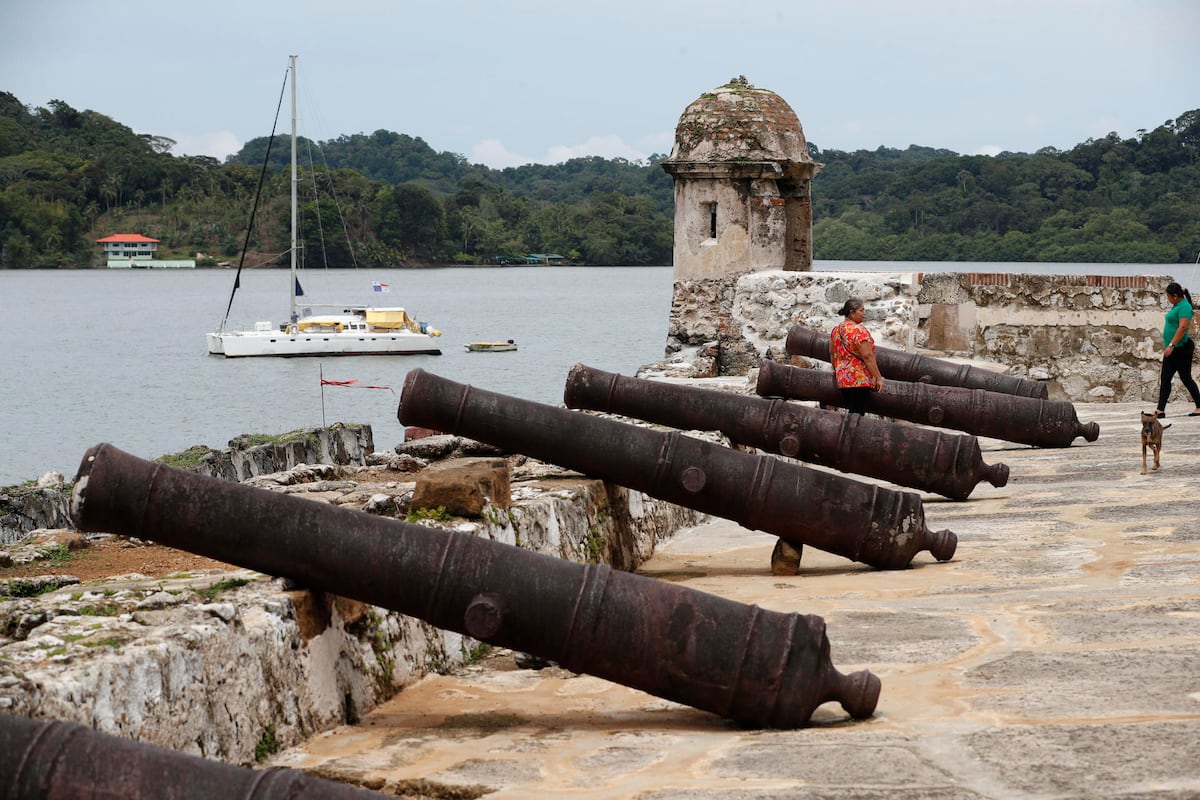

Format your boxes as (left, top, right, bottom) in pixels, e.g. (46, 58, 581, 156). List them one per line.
(372, 281, 390, 294)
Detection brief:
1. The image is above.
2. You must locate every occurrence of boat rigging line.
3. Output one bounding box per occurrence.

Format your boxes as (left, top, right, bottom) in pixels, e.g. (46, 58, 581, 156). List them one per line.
(219, 65, 290, 330)
(302, 137, 359, 271)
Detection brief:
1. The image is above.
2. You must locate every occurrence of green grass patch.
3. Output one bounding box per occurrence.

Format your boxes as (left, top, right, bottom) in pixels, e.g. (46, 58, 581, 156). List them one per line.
(239, 434, 279, 447)
(82, 637, 121, 649)
(198, 577, 250, 601)
(155, 445, 214, 471)
(584, 526, 606, 563)
(1, 580, 60, 599)
(406, 506, 451, 523)
(462, 641, 491, 665)
(254, 724, 279, 763)
(233, 429, 321, 452)
(78, 605, 118, 616)
(43, 543, 72, 565)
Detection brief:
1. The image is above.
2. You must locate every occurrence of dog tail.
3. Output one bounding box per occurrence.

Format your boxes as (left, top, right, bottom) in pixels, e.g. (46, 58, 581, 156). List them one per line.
(1163, 423, 1173, 430)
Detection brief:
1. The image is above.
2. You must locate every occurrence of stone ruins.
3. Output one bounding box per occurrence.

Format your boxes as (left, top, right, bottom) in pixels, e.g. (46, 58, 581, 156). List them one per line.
(658, 76, 1181, 404)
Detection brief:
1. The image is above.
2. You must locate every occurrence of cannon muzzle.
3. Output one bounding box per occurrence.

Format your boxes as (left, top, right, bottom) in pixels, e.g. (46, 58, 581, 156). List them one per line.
(399, 369, 956, 567)
(0, 713, 385, 800)
(72, 443, 879, 728)
(564, 363, 1009, 501)
(757, 359, 1099, 448)
(785, 326, 1050, 399)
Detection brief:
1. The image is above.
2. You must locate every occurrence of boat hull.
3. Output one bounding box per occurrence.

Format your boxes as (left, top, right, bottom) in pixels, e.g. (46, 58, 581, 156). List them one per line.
(465, 342, 517, 352)
(208, 331, 441, 357)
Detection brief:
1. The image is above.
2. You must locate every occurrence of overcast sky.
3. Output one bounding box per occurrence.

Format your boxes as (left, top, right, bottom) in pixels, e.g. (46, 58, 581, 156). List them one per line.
(3, 0, 1196, 169)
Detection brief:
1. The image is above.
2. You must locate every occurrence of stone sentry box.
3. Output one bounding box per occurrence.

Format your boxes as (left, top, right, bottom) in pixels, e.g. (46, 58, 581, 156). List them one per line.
(661, 75, 819, 279)
(661, 77, 821, 375)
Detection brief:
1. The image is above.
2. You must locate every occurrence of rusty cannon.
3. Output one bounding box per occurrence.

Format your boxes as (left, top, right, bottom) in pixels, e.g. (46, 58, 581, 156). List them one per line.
(398, 368, 956, 568)
(785, 325, 1050, 399)
(756, 358, 1099, 448)
(72, 443, 880, 728)
(0, 713, 388, 800)
(563, 363, 1009, 501)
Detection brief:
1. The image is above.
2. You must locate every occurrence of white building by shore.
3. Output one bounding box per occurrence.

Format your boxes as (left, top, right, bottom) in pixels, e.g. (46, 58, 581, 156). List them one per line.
(97, 233, 195, 268)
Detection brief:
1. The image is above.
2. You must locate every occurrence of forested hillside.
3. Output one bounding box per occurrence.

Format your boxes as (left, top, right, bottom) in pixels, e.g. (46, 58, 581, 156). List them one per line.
(1, 89, 1196, 268)
(810, 126, 1200, 262)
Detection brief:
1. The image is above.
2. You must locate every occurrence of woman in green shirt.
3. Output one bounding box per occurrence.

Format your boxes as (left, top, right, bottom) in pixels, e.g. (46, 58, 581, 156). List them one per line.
(1154, 281, 1200, 418)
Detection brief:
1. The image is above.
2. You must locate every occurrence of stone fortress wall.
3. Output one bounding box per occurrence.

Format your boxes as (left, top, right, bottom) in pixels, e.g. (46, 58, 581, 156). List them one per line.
(665, 269, 1179, 404)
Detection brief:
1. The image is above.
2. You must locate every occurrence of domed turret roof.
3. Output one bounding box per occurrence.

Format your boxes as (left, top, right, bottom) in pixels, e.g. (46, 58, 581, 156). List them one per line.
(668, 76, 812, 164)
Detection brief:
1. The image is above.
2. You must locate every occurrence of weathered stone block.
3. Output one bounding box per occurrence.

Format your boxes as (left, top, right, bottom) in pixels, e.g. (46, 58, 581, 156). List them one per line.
(411, 457, 511, 516)
(926, 303, 971, 351)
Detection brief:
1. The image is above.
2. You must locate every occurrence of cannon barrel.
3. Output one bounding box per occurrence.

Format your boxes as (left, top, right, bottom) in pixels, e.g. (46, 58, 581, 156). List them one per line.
(399, 369, 955, 568)
(0, 713, 385, 800)
(72, 443, 879, 728)
(757, 359, 1099, 448)
(564, 363, 1009, 501)
(785, 326, 1049, 399)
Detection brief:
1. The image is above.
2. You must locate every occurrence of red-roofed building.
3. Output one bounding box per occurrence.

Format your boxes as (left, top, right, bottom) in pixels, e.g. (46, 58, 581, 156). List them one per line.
(95, 234, 194, 268)
(96, 233, 160, 261)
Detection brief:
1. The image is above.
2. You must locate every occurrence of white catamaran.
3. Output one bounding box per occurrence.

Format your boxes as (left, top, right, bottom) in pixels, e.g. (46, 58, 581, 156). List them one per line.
(206, 55, 441, 358)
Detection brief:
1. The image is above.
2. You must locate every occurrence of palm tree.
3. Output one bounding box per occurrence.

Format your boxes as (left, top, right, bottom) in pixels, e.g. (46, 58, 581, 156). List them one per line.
(43, 225, 63, 252)
(100, 180, 116, 211)
(957, 170, 973, 195)
(108, 172, 124, 207)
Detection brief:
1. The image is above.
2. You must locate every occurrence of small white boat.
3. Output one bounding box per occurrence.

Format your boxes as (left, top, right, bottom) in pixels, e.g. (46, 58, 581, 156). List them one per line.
(206, 56, 441, 359)
(465, 340, 518, 352)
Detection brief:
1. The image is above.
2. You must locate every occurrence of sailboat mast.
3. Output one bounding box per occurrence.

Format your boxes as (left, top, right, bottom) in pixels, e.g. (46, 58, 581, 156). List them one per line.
(289, 54, 299, 324)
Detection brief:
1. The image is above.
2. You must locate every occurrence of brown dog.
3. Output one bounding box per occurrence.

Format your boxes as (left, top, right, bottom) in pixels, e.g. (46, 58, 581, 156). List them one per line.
(1141, 412, 1171, 474)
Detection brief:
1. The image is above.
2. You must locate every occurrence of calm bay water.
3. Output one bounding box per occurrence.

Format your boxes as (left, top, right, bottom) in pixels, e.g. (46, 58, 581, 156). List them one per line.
(1, 266, 675, 486)
(1, 260, 1192, 486)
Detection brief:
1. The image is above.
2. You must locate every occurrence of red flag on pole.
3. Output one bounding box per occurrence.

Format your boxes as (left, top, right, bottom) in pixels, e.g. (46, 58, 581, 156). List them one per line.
(319, 364, 396, 429)
(319, 376, 396, 395)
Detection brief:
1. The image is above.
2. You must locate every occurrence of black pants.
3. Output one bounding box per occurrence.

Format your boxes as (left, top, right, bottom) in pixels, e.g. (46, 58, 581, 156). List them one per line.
(840, 387, 874, 415)
(1157, 339, 1200, 410)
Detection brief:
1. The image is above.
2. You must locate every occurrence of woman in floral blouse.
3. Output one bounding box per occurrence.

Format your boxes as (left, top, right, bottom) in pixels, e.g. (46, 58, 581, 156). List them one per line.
(830, 298, 884, 414)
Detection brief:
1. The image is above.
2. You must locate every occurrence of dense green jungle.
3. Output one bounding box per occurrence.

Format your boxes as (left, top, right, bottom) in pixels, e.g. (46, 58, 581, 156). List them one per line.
(1, 90, 1197, 269)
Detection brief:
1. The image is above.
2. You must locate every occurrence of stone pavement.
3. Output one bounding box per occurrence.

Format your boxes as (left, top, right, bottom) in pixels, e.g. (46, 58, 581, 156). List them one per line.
(271, 400, 1200, 799)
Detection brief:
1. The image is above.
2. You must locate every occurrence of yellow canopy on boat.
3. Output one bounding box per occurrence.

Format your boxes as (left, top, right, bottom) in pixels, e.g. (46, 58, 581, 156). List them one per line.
(297, 319, 343, 332)
(365, 309, 412, 330)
